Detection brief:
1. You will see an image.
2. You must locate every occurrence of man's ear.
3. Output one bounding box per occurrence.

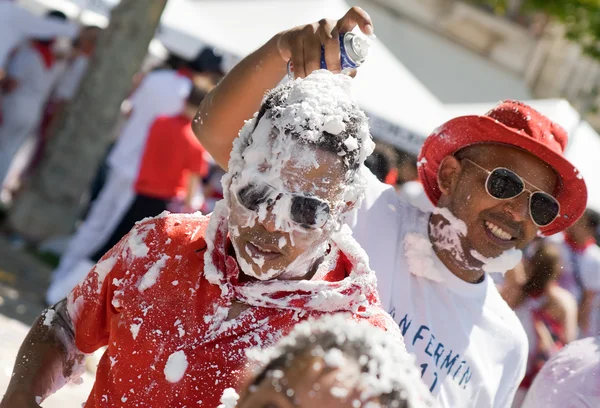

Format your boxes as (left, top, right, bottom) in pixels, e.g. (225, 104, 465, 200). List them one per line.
(437, 156, 463, 197)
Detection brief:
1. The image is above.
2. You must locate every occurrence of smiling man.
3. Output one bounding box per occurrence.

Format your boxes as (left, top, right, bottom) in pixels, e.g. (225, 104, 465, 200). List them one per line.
(192, 8, 588, 407)
(0, 71, 400, 408)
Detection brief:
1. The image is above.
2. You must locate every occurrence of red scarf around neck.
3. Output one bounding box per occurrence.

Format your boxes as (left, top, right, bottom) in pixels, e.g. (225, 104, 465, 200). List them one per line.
(564, 233, 596, 253)
(31, 40, 55, 69)
(201, 202, 381, 314)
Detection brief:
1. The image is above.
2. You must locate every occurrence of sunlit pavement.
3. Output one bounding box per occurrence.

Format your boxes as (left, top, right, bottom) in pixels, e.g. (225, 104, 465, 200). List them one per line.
(0, 237, 94, 407)
(0, 314, 94, 407)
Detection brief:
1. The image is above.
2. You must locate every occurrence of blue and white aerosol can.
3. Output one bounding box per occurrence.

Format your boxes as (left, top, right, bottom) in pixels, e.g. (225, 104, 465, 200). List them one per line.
(287, 32, 370, 78)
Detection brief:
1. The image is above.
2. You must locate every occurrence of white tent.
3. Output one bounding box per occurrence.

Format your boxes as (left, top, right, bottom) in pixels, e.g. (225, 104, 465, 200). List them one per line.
(157, 0, 444, 155)
(442, 99, 600, 213)
(565, 121, 600, 213)
(20, 0, 443, 154)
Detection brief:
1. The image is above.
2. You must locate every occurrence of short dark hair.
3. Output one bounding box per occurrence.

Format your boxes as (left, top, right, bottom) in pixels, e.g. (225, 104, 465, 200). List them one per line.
(365, 143, 398, 182)
(252, 82, 370, 177)
(46, 10, 68, 20)
(523, 241, 562, 296)
(585, 209, 600, 230)
(186, 84, 209, 107)
(190, 47, 224, 74)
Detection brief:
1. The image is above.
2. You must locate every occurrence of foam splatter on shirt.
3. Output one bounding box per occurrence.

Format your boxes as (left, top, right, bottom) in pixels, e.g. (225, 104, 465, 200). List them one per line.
(67, 211, 394, 407)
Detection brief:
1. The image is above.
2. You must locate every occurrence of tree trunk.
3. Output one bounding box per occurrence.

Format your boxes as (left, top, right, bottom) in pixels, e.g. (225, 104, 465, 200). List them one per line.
(8, 0, 168, 241)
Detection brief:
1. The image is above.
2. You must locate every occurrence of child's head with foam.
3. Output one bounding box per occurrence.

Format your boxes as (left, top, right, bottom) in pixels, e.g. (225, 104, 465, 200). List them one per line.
(220, 314, 436, 408)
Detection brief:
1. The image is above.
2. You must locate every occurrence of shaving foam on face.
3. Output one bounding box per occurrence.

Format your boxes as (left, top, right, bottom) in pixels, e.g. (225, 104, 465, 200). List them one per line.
(222, 71, 374, 279)
(470, 248, 522, 275)
(431, 207, 523, 276)
(429, 207, 470, 267)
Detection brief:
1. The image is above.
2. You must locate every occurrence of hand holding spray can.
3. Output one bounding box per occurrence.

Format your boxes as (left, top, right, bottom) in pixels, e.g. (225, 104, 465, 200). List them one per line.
(287, 32, 370, 78)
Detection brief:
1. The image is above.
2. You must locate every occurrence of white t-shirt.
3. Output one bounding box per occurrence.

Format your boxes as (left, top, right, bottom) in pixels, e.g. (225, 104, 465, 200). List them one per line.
(0, 2, 77, 70)
(53, 54, 89, 101)
(522, 336, 600, 408)
(551, 234, 583, 302)
(552, 234, 600, 336)
(349, 173, 528, 408)
(2, 43, 67, 127)
(579, 245, 600, 337)
(107, 69, 192, 179)
(398, 180, 435, 212)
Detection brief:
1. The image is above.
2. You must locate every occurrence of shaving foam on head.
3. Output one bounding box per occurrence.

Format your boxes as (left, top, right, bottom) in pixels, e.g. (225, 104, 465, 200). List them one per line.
(240, 314, 436, 407)
(222, 71, 374, 279)
(223, 70, 373, 215)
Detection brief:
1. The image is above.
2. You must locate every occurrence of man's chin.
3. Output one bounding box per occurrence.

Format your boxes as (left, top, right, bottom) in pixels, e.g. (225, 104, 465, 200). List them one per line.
(239, 261, 282, 281)
(475, 232, 519, 257)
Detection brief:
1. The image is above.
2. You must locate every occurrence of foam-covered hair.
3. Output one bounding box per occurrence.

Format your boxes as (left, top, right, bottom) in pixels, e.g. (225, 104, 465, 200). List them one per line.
(243, 314, 436, 408)
(222, 70, 375, 209)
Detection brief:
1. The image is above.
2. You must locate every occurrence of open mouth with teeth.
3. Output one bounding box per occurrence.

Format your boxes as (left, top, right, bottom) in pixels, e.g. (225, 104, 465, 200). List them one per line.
(484, 220, 515, 242)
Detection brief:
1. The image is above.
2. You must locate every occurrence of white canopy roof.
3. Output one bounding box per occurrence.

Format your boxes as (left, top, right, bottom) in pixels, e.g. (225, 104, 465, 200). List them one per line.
(442, 99, 600, 213)
(20, 0, 444, 154)
(157, 0, 443, 154)
(565, 121, 600, 213)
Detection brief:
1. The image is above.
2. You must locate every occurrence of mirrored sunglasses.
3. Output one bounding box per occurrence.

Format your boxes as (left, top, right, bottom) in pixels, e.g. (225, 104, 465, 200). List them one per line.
(236, 182, 331, 229)
(462, 158, 560, 227)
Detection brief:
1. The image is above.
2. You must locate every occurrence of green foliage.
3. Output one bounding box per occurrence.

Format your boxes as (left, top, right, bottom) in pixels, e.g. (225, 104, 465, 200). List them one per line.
(470, 0, 600, 59)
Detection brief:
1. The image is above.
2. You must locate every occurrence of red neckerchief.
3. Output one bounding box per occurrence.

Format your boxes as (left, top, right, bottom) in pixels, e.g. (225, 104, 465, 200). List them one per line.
(31, 40, 55, 69)
(176, 67, 194, 79)
(201, 203, 380, 313)
(564, 233, 596, 253)
(384, 168, 398, 185)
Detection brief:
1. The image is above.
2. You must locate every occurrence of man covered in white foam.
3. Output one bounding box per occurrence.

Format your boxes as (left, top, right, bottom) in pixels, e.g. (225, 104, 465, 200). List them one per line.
(0, 71, 402, 408)
(193, 6, 587, 408)
(220, 314, 436, 408)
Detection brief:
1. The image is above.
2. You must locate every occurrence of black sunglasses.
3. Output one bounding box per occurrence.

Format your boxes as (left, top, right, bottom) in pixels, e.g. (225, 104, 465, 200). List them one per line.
(236, 182, 331, 229)
(462, 158, 560, 227)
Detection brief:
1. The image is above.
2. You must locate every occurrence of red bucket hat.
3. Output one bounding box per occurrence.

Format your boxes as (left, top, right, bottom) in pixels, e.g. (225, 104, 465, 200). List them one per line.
(418, 100, 587, 236)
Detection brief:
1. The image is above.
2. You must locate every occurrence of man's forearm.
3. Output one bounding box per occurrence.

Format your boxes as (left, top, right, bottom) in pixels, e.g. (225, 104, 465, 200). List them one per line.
(192, 35, 287, 169)
(579, 292, 593, 334)
(1, 301, 85, 406)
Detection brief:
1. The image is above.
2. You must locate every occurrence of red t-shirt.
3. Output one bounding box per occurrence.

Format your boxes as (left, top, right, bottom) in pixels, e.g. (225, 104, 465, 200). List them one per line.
(134, 114, 208, 200)
(67, 211, 396, 408)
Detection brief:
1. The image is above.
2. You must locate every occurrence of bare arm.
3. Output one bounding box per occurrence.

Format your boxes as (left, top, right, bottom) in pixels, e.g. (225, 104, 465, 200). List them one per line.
(0, 300, 85, 408)
(500, 262, 526, 309)
(579, 290, 595, 336)
(192, 7, 373, 169)
(564, 294, 578, 343)
(185, 173, 200, 209)
(192, 36, 287, 169)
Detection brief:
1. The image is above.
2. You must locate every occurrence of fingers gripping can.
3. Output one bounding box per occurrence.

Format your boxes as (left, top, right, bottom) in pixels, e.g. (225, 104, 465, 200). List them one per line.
(287, 32, 369, 78)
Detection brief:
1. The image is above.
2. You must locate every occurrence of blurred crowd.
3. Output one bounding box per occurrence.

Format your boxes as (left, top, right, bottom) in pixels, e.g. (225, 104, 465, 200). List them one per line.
(0, 5, 229, 298)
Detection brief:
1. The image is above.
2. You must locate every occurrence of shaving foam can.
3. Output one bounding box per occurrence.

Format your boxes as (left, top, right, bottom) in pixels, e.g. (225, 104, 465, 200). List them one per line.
(287, 32, 369, 78)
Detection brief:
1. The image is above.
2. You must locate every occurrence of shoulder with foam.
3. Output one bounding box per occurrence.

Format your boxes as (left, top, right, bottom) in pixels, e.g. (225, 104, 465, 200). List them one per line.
(144, 211, 211, 247)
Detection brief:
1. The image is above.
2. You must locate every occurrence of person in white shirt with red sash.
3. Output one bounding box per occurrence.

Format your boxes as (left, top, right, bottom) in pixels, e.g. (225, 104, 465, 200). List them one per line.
(0, 10, 71, 196)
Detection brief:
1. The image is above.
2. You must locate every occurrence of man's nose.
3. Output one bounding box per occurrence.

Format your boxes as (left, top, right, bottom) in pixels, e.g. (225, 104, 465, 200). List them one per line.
(503, 193, 529, 222)
(261, 209, 279, 233)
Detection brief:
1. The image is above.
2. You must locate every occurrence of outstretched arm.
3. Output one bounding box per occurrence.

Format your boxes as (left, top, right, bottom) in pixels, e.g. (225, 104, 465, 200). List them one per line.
(192, 7, 373, 169)
(0, 300, 85, 408)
